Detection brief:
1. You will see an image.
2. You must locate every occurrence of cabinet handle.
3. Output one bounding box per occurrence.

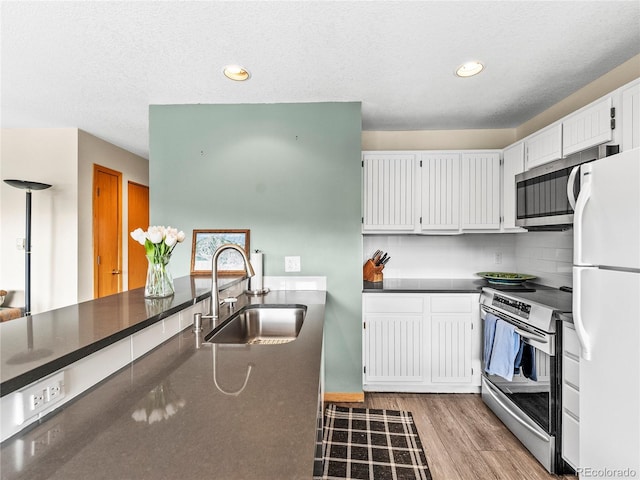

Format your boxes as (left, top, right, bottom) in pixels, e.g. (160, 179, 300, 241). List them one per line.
(111, 270, 121, 275)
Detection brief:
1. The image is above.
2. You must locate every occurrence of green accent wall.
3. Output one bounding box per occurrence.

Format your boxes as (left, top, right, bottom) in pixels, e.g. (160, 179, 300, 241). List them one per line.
(149, 102, 362, 393)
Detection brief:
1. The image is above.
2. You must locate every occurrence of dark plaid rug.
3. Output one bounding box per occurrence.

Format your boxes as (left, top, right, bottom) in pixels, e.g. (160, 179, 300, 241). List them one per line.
(315, 404, 432, 480)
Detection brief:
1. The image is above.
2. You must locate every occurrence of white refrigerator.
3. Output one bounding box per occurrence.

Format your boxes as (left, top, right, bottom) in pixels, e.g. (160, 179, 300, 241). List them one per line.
(573, 147, 640, 475)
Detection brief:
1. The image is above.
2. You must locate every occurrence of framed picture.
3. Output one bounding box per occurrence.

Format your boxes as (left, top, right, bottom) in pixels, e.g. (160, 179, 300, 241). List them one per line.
(190, 229, 251, 276)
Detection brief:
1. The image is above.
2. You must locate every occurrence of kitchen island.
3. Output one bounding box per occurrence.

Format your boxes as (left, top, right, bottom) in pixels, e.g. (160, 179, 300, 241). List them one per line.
(0, 279, 326, 480)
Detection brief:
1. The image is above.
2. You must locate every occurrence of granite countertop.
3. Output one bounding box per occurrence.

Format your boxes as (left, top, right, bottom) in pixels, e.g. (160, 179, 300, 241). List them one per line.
(363, 278, 487, 293)
(0, 289, 326, 480)
(0, 276, 242, 396)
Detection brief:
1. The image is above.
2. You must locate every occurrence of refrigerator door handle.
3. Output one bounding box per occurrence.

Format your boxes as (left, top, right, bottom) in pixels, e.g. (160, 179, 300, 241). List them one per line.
(567, 165, 580, 210)
(573, 266, 592, 361)
(573, 166, 593, 266)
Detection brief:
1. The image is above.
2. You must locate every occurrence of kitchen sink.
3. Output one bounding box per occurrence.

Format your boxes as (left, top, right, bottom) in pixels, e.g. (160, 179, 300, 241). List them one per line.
(205, 305, 307, 345)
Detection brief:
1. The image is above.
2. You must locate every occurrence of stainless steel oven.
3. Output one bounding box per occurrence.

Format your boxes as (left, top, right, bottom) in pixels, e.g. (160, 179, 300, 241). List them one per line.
(480, 286, 571, 474)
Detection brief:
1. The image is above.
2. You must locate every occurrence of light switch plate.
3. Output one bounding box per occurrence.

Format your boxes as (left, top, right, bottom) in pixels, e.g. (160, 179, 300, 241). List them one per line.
(284, 256, 301, 272)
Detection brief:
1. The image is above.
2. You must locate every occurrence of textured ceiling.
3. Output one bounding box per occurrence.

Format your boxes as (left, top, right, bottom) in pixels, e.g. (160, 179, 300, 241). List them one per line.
(2, 1, 639, 159)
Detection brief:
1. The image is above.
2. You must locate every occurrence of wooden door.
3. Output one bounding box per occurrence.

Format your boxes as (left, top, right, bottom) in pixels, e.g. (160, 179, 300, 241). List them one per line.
(127, 182, 149, 290)
(93, 165, 122, 298)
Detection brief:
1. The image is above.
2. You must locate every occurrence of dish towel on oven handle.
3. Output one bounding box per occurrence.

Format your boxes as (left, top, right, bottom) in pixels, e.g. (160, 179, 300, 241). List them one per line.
(486, 319, 521, 381)
(483, 313, 498, 369)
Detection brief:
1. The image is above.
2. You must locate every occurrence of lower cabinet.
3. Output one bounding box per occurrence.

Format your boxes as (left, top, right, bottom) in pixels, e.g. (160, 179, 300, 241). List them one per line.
(562, 322, 580, 470)
(362, 293, 481, 392)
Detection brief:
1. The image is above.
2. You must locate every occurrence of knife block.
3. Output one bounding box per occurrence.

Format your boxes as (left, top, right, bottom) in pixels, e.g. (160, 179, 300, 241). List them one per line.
(363, 259, 384, 283)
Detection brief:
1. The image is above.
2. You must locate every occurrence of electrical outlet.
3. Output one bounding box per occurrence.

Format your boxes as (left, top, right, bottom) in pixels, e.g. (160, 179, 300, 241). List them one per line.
(30, 392, 45, 410)
(284, 256, 301, 272)
(16, 237, 25, 250)
(494, 252, 503, 264)
(17, 371, 66, 424)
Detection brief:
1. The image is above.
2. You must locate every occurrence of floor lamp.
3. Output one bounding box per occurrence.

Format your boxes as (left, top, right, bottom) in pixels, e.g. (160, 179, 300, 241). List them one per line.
(4, 179, 52, 316)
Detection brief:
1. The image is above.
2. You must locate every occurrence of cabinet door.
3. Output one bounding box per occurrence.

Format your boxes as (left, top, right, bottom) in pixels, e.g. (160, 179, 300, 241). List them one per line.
(460, 152, 500, 230)
(502, 142, 525, 231)
(621, 79, 640, 151)
(419, 152, 460, 231)
(562, 96, 613, 157)
(430, 315, 473, 383)
(363, 315, 423, 384)
(526, 124, 562, 169)
(362, 153, 416, 232)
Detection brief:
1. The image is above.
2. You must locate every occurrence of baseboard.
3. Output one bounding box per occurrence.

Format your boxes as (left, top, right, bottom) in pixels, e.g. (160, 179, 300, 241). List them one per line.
(324, 392, 365, 403)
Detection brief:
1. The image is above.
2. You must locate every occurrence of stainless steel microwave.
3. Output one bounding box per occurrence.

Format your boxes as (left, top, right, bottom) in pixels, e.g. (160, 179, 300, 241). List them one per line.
(515, 145, 619, 230)
(515, 156, 590, 230)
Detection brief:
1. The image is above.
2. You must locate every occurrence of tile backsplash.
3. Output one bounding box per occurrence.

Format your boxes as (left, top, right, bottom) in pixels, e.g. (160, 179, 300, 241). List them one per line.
(514, 230, 573, 288)
(363, 229, 573, 288)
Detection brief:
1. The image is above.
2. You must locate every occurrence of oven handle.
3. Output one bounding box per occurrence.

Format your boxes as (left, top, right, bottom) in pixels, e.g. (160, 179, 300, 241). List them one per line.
(483, 378, 548, 442)
(481, 305, 550, 346)
(514, 328, 547, 344)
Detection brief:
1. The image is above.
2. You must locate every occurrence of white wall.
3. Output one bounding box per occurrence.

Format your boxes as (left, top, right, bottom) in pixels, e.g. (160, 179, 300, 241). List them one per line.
(514, 230, 573, 288)
(363, 234, 518, 279)
(0, 128, 79, 312)
(0, 128, 148, 313)
(363, 230, 573, 289)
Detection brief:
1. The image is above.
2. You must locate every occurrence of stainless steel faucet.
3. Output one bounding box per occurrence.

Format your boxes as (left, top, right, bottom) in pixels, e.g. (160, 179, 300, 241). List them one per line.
(210, 244, 255, 319)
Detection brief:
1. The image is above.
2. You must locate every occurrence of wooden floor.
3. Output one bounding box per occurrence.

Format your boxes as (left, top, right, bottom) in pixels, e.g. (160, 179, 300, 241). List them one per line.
(333, 393, 577, 480)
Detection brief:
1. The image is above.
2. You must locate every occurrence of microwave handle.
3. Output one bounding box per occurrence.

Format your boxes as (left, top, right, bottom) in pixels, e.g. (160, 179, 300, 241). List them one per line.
(567, 165, 580, 210)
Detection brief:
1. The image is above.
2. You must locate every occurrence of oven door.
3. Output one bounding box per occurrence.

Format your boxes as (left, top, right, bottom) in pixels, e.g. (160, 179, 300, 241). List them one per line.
(480, 306, 561, 473)
(480, 305, 557, 434)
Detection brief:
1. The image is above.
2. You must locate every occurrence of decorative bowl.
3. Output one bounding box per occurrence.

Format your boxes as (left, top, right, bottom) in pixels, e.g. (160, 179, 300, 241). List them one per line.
(476, 272, 537, 285)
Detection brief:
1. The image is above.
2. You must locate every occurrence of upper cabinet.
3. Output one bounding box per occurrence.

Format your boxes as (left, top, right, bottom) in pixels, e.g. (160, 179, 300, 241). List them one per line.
(460, 152, 500, 230)
(501, 142, 525, 232)
(525, 123, 563, 169)
(363, 150, 502, 234)
(562, 96, 613, 157)
(621, 78, 640, 151)
(362, 153, 417, 232)
(419, 152, 460, 231)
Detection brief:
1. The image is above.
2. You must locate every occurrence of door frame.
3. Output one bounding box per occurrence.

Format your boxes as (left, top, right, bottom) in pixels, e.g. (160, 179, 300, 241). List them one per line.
(93, 164, 123, 297)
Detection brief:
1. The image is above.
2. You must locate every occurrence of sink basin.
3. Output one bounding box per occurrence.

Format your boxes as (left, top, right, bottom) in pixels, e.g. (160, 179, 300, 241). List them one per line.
(205, 305, 306, 345)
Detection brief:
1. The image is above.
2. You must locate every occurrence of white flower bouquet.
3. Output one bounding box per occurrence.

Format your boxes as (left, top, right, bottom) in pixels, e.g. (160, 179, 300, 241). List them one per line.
(130, 226, 186, 297)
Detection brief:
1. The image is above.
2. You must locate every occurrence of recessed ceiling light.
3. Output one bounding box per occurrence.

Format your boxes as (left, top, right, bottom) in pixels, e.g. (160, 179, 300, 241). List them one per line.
(455, 61, 484, 78)
(223, 65, 250, 81)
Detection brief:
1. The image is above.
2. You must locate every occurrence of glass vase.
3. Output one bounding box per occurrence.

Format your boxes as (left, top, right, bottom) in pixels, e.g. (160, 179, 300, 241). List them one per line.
(145, 254, 174, 298)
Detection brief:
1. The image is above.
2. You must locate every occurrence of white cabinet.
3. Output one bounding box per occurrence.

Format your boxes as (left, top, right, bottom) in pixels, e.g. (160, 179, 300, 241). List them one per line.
(363, 293, 481, 392)
(562, 96, 613, 157)
(460, 152, 500, 230)
(620, 78, 640, 151)
(362, 150, 503, 234)
(429, 295, 480, 385)
(362, 153, 417, 232)
(525, 123, 563, 169)
(501, 142, 525, 231)
(562, 321, 580, 470)
(419, 152, 460, 231)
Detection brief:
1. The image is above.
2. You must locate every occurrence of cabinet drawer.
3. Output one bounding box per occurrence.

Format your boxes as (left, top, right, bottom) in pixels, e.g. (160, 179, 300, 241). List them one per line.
(430, 295, 473, 313)
(563, 323, 581, 358)
(563, 355, 580, 390)
(562, 411, 580, 469)
(364, 295, 424, 314)
(563, 383, 579, 418)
